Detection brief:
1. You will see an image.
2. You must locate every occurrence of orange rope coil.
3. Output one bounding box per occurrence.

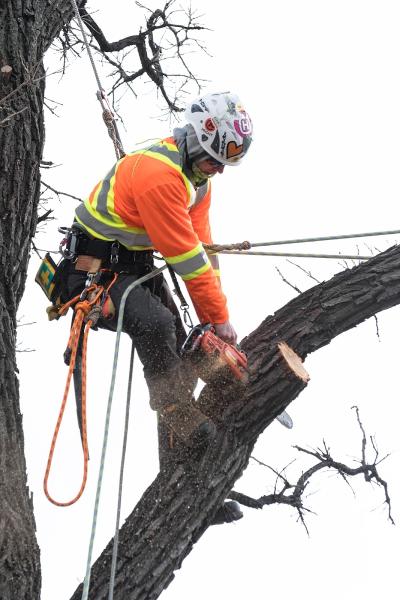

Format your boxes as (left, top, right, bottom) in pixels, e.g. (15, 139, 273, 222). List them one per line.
(43, 274, 117, 507)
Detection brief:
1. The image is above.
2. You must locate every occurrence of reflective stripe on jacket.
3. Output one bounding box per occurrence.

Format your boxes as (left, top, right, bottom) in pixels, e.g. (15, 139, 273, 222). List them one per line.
(75, 138, 226, 323)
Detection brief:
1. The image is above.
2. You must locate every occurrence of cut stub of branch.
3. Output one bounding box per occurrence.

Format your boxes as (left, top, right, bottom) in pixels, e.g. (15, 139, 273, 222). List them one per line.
(277, 341, 310, 383)
(1, 65, 12, 83)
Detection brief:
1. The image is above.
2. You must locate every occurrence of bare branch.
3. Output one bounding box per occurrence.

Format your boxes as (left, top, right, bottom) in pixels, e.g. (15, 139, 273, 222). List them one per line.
(54, 1, 209, 113)
(40, 160, 59, 169)
(41, 181, 82, 203)
(231, 409, 394, 528)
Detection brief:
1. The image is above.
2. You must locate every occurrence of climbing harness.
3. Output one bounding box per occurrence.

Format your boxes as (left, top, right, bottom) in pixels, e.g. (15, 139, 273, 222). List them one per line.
(43, 271, 118, 507)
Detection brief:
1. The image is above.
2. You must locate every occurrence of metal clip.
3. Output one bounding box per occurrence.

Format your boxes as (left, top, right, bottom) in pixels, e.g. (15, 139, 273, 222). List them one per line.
(181, 302, 194, 330)
(84, 271, 101, 290)
(59, 226, 79, 261)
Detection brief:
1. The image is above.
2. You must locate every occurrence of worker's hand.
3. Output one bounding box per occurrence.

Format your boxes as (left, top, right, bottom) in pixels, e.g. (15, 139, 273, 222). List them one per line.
(213, 321, 238, 346)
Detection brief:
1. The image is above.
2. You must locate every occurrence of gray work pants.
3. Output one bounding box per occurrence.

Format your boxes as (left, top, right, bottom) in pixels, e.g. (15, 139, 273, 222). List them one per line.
(64, 265, 197, 410)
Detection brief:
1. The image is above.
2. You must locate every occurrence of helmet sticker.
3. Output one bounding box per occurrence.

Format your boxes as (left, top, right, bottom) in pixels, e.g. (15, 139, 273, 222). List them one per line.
(227, 140, 243, 159)
(234, 114, 252, 137)
(210, 130, 221, 155)
(204, 117, 216, 132)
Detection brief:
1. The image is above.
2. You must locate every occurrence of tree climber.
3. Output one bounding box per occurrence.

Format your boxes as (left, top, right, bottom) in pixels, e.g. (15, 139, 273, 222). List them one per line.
(60, 91, 253, 449)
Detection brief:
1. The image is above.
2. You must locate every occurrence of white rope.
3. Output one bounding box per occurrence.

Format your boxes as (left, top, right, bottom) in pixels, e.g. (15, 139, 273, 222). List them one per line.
(108, 343, 135, 600)
(70, 0, 105, 103)
(249, 228, 400, 248)
(218, 250, 371, 260)
(81, 265, 167, 600)
(70, 0, 125, 159)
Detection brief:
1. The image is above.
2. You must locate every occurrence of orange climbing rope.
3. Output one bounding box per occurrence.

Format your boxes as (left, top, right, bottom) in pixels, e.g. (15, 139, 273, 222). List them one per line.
(43, 273, 117, 507)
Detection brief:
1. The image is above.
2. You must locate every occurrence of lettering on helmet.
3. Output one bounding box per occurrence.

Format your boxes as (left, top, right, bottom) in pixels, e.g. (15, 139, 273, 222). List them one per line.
(234, 113, 252, 137)
(226, 140, 243, 158)
(199, 98, 209, 112)
(220, 132, 227, 154)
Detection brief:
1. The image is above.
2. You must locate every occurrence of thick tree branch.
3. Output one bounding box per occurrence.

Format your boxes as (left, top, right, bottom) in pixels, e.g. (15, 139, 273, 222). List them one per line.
(70, 245, 400, 599)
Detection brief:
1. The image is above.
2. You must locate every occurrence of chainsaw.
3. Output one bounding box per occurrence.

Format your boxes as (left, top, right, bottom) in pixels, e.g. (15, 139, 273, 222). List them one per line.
(181, 324, 248, 384)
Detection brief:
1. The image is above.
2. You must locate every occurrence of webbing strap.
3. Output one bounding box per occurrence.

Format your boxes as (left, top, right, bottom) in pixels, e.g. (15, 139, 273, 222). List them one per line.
(167, 264, 193, 329)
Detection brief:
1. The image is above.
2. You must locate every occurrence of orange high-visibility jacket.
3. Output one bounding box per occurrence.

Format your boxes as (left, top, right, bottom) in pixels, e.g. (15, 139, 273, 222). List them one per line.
(75, 137, 228, 324)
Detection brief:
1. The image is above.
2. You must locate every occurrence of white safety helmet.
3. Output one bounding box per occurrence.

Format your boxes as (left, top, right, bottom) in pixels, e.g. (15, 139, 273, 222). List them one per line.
(185, 91, 253, 166)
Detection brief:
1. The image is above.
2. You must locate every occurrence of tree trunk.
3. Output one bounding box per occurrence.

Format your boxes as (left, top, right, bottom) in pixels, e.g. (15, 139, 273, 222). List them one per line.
(70, 244, 400, 600)
(1, 3, 400, 599)
(0, 1, 75, 597)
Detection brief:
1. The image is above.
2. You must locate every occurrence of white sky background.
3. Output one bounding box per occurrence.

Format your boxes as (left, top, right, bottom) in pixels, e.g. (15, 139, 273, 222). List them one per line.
(16, 1, 400, 599)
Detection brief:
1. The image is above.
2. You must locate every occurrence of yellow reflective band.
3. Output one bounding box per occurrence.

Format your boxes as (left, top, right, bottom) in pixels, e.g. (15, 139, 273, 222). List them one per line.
(181, 262, 211, 281)
(81, 198, 147, 236)
(75, 212, 111, 241)
(136, 149, 178, 171)
(91, 181, 102, 211)
(106, 170, 117, 221)
(135, 146, 194, 206)
(166, 243, 203, 265)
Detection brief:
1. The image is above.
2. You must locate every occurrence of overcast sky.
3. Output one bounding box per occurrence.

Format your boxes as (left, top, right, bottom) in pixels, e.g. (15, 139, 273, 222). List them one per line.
(17, 2, 400, 599)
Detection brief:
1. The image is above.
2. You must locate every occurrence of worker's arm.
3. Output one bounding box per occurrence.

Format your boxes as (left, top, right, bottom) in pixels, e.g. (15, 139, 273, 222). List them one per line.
(133, 172, 229, 325)
(189, 182, 221, 282)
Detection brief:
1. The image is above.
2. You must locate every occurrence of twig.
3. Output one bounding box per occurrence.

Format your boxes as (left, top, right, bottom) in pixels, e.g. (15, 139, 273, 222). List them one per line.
(41, 181, 82, 202)
(275, 266, 302, 294)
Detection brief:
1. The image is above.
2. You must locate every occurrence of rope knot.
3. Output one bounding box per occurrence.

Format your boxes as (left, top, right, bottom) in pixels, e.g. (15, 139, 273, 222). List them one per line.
(75, 300, 92, 316)
(85, 305, 102, 325)
(239, 240, 251, 251)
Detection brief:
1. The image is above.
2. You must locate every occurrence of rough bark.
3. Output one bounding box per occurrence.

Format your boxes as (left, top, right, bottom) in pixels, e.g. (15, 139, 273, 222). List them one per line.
(0, 1, 75, 597)
(70, 244, 400, 600)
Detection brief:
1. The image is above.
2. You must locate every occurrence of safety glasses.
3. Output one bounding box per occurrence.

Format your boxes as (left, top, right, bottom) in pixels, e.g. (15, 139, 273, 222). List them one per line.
(205, 154, 224, 167)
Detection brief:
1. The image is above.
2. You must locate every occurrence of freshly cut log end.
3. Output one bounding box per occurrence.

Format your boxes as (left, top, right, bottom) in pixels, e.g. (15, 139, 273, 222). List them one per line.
(277, 341, 310, 383)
